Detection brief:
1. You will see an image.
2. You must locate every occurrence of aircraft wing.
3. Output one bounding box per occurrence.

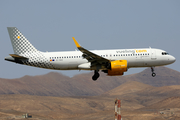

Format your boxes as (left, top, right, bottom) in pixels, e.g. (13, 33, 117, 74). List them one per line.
(72, 37, 110, 65)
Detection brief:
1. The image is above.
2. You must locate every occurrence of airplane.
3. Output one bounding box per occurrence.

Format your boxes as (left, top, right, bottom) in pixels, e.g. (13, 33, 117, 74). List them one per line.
(5, 27, 176, 81)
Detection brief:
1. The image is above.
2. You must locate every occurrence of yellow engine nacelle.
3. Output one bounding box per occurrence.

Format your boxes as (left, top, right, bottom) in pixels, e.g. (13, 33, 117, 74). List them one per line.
(107, 60, 127, 76)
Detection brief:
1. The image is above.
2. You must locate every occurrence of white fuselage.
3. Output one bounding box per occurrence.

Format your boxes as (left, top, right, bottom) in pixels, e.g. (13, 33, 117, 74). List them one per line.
(38, 48, 175, 70)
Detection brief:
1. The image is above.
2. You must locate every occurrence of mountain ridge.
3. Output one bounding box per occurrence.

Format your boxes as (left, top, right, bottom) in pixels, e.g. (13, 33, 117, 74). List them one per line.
(0, 66, 179, 97)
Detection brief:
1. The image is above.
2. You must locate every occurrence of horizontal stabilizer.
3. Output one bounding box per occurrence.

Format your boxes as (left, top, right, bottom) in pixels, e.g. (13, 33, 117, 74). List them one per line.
(9, 54, 28, 59)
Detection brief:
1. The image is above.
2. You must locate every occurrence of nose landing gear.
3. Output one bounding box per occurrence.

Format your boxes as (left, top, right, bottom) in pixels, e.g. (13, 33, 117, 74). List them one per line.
(151, 67, 156, 77)
(92, 70, 100, 81)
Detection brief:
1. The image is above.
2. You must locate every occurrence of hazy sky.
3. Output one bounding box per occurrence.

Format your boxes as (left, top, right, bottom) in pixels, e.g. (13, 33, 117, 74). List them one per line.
(1, 0, 179, 79)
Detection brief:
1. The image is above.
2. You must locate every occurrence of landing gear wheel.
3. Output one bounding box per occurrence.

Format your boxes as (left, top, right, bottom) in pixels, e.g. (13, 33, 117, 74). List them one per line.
(92, 71, 100, 81)
(151, 67, 156, 77)
(152, 72, 156, 77)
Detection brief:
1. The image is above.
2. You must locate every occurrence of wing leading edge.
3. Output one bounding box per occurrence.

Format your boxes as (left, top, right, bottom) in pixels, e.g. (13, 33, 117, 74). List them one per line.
(72, 37, 110, 65)
(72, 37, 112, 80)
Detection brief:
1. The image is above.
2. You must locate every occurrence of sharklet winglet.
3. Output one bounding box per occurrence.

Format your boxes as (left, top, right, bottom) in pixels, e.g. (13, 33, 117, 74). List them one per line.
(72, 37, 81, 48)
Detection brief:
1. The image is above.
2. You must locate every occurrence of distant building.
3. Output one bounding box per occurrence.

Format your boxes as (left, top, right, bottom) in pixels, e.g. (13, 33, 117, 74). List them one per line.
(160, 111, 165, 114)
(22, 113, 32, 118)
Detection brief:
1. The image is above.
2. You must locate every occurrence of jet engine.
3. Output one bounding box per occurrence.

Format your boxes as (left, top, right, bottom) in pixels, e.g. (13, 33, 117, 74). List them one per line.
(107, 60, 127, 76)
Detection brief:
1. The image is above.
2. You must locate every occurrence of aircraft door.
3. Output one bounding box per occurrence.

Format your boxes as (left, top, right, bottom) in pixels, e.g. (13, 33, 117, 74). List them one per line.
(151, 49, 156, 60)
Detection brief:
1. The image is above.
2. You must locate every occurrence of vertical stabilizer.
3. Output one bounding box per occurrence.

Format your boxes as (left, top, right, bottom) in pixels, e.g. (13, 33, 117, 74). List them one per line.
(7, 27, 38, 55)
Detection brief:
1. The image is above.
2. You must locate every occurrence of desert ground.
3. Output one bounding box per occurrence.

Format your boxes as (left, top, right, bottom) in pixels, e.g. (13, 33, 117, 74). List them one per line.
(0, 67, 180, 120)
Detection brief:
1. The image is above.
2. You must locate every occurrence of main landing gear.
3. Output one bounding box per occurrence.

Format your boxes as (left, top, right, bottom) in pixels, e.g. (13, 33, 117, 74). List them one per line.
(92, 70, 100, 81)
(151, 67, 156, 77)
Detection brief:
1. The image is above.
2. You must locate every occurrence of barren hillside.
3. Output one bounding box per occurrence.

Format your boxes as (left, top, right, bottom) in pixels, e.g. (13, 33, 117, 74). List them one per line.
(0, 67, 179, 97)
(141, 97, 180, 110)
(103, 81, 153, 96)
(0, 82, 180, 120)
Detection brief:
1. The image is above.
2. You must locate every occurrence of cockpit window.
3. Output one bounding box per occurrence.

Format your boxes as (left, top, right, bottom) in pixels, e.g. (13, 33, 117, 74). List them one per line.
(162, 52, 169, 55)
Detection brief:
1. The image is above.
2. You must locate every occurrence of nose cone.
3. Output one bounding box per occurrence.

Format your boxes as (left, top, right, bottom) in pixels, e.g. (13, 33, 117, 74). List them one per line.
(169, 55, 176, 63)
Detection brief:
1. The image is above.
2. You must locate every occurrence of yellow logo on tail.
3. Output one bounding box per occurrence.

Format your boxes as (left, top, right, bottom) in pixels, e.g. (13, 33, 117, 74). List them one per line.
(17, 36, 20, 39)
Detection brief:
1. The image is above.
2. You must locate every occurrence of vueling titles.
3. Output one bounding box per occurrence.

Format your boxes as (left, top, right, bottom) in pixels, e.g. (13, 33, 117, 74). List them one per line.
(116, 49, 147, 54)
